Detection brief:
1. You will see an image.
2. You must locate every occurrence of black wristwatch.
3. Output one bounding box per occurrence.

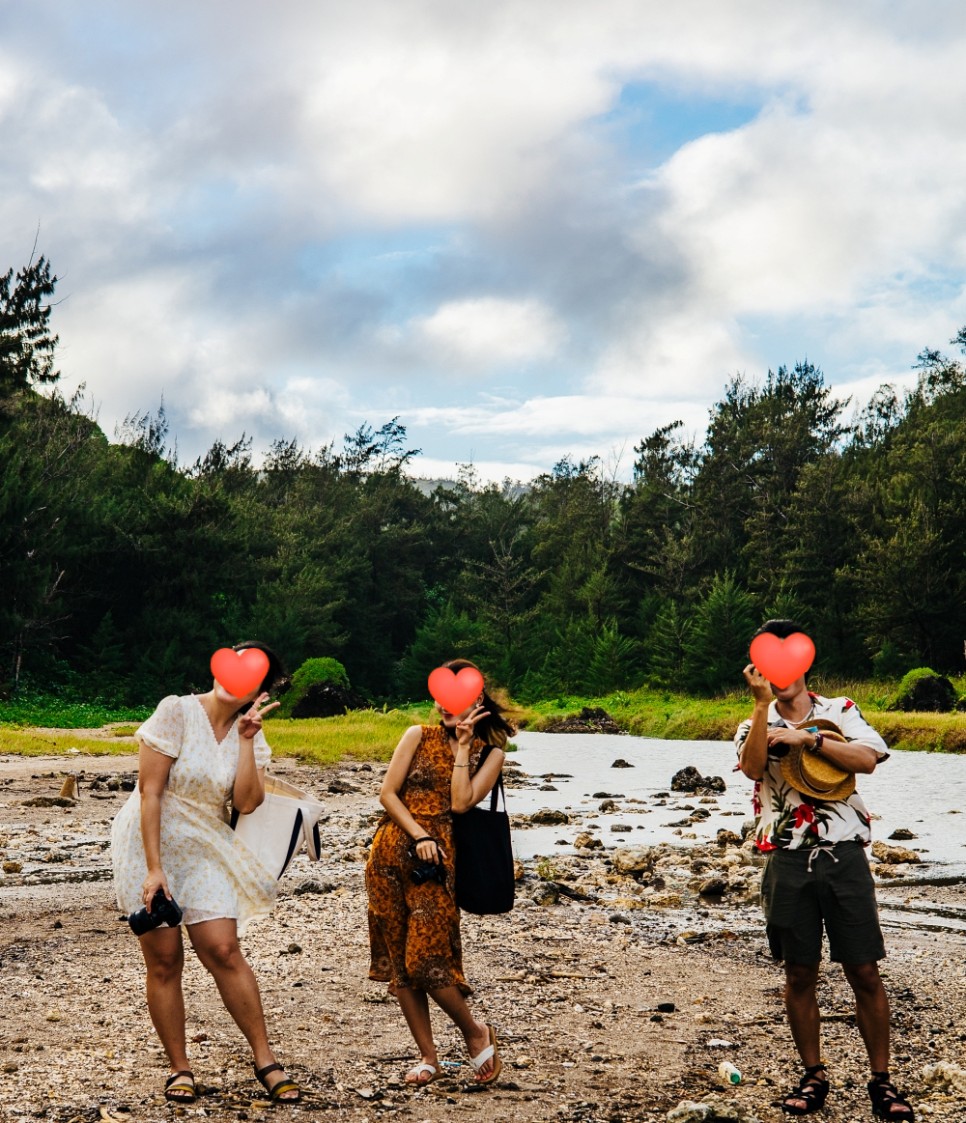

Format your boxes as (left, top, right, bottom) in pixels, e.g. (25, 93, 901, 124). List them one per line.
(808, 732, 824, 754)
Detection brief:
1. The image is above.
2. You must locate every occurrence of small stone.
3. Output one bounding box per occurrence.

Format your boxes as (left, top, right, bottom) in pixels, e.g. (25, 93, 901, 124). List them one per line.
(871, 841, 921, 864)
(698, 878, 728, 897)
(657, 1002, 676, 1013)
(532, 883, 560, 906)
(293, 879, 335, 895)
(611, 759, 634, 768)
(530, 809, 570, 825)
(889, 828, 918, 841)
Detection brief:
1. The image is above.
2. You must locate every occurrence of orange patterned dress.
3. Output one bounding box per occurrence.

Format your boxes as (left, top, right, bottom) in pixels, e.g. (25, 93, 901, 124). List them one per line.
(366, 724, 484, 995)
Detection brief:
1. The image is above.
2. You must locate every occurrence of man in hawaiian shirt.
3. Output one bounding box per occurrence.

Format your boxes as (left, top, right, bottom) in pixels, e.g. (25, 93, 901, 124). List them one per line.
(736, 619, 913, 1119)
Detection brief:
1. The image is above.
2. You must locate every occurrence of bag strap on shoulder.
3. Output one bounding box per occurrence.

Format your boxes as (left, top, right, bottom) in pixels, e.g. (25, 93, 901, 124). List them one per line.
(476, 743, 506, 813)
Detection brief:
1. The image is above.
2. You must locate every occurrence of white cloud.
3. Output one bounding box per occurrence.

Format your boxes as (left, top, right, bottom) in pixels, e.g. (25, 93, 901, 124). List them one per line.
(4, 1, 966, 474)
(404, 297, 566, 371)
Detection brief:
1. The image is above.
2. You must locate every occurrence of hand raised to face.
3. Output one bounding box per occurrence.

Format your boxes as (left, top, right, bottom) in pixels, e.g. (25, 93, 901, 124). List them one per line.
(743, 663, 775, 704)
(237, 692, 280, 740)
(455, 703, 490, 747)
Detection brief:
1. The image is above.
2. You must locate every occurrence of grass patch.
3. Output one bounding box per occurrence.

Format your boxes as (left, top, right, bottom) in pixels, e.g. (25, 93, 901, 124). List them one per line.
(1, 679, 963, 761)
(0, 726, 137, 757)
(521, 681, 966, 753)
(265, 706, 436, 767)
(0, 696, 152, 728)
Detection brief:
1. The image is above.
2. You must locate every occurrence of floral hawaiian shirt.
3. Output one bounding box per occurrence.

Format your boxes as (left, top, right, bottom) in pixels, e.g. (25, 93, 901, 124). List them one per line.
(734, 694, 889, 852)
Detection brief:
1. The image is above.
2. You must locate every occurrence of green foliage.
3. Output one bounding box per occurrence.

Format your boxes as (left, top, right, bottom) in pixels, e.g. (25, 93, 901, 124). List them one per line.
(585, 620, 641, 695)
(645, 600, 692, 687)
(393, 602, 482, 701)
(292, 657, 350, 691)
(0, 255, 59, 398)
(2, 250, 966, 704)
(870, 641, 915, 681)
(682, 573, 757, 693)
(890, 667, 959, 713)
(0, 691, 150, 728)
(277, 657, 351, 716)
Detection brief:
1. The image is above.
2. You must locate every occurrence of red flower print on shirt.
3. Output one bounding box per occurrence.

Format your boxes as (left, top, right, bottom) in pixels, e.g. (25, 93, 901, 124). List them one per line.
(793, 802, 815, 830)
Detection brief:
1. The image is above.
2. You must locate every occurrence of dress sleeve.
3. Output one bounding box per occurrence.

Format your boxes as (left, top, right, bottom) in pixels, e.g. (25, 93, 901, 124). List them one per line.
(136, 695, 185, 759)
(253, 728, 271, 770)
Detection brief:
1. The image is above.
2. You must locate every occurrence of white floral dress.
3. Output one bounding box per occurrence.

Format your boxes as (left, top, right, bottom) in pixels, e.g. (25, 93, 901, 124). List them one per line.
(111, 694, 278, 934)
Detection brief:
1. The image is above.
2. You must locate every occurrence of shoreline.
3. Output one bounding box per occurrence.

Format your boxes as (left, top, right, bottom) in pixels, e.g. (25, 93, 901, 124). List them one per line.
(3, 754, 966, 1121)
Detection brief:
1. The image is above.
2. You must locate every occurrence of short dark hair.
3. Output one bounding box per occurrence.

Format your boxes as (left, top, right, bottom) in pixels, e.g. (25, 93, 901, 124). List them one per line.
(752, 619, 806, 641)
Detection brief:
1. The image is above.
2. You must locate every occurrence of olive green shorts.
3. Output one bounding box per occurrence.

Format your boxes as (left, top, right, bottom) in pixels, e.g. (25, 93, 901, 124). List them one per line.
(760, 842, 885, 965)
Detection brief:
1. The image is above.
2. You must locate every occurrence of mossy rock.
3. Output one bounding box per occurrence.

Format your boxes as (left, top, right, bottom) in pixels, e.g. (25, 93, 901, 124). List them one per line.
(890, 667, 958, 713)
(278, 657, 354, 717)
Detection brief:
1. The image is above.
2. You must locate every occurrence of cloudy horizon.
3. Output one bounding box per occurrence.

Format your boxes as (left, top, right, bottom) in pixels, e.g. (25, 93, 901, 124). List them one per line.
(3, 1, 965, 482)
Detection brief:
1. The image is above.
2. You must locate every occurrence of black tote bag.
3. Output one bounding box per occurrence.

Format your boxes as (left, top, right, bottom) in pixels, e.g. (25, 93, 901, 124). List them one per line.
(452, 747, 515, 915)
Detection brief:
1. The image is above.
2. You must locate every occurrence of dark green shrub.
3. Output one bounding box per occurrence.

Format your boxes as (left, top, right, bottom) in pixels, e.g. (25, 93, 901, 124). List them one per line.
(278, 657, 350, 716)
(890, 667, 958, 712)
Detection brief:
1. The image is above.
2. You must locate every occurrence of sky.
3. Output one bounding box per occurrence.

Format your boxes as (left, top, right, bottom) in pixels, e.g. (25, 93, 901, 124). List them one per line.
(3, 1, 966, 483)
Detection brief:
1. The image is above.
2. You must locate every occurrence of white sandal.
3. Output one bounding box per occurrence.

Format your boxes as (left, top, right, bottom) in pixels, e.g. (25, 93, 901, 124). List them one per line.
(470, 1024, 502, 1085)
(404, 1062, 440, 1085)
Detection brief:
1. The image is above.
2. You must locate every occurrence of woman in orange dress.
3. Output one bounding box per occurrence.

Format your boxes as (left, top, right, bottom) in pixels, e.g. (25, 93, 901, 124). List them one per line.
(365, 658, 513, 1086)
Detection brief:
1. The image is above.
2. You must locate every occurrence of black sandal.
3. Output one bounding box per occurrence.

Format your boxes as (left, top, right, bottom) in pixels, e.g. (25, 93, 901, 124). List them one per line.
(254, 1062, 301, 1104)
(868, 1071, 914, 1120)
(778, 1063, 829, 1115)
(164, 1070, 196, 1102)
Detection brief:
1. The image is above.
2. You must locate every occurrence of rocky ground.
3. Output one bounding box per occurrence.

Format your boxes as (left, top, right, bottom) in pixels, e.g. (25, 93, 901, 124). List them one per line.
(1, 750, 966, 1123)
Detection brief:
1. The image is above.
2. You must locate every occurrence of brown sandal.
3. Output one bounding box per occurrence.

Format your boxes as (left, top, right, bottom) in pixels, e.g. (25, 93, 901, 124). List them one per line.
(254, 1062, 301, 1104)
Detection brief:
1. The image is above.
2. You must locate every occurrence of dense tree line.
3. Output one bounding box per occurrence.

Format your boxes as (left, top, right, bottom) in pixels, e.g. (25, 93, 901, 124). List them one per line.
(2, 258, 964, 704)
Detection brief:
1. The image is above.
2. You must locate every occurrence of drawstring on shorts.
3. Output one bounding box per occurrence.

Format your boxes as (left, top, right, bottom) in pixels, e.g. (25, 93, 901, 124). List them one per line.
(806, 844, 840, 872)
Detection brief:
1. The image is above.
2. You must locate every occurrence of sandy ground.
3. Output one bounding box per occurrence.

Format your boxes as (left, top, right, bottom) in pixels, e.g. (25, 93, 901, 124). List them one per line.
(2, 750, 966, 1123)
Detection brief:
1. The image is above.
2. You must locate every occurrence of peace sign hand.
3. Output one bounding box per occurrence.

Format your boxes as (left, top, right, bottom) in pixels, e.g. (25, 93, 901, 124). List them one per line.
(237, 693, 280, 740)
(455, 704, 490, 748)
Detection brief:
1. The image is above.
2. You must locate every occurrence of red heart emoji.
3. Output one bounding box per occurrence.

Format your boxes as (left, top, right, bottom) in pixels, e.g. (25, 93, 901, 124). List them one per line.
(210, 647, 269, 698)
(749, 632, 815, 689)
(428, 666, 484, 714)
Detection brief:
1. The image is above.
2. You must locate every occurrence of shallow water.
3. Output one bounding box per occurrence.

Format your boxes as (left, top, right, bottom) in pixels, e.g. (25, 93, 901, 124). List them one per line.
(508, 732, 966, 882)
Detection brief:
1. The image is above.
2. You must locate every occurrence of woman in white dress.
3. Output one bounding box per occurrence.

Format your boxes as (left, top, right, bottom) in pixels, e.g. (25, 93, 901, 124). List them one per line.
(111, 641, 300, 1104)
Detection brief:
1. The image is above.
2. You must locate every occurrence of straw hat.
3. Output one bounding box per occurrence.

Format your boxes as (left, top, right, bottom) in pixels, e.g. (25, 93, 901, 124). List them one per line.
(780, 719, 856, 801)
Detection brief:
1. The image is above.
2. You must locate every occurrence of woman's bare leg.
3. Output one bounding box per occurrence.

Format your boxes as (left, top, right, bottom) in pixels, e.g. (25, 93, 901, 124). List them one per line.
(396, 986, 439, 1082)
(140, 926, 190, 1075)
(187, 919, 296, 1100)
(428, 985, 493, 1080)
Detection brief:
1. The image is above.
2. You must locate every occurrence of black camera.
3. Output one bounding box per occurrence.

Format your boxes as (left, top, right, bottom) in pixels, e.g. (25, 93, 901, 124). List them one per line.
(409, 842, 446, 886)
(128, 888, 183, 935)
